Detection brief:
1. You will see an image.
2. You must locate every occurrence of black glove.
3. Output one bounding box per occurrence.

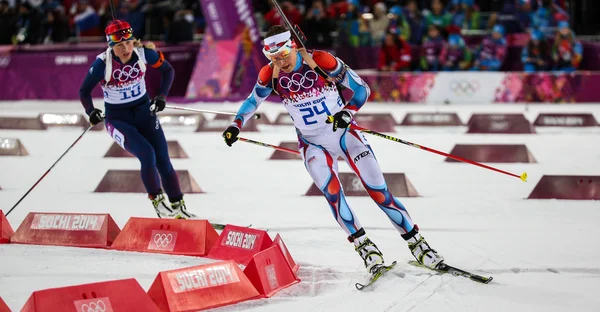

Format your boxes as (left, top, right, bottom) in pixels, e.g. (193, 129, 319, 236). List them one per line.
(150, 95, 166, 113)
(328, 110, 352, 132)
(222, 126, 240, 147)
(293, 24, 307, 46)
(88, 108, 104, 126)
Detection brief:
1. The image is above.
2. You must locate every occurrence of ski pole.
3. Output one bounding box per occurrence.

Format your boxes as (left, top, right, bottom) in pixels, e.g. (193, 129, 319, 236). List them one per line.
(5, 125, 94, 217)
(347, 122, 527, 182)
(238, 137, 300, 155)
(165, 105, 261, 120)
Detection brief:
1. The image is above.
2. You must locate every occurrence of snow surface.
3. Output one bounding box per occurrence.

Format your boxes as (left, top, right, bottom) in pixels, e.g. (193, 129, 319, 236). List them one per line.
(1, 101, 600, 312)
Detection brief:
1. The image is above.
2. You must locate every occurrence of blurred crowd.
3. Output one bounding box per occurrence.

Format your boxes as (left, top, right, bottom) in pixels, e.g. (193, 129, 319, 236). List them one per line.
(0, 0, 583, 72)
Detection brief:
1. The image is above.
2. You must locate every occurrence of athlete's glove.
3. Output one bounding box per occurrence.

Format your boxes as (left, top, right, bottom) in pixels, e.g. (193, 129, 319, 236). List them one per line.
(222, 126, 240, 147)
(150, 95, 166, 113)
(328, 110, 353, 132)
(88, 108, 104, 126)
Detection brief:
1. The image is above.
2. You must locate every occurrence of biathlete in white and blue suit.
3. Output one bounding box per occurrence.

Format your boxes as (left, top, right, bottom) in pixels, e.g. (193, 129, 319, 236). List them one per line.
(222, 25, 445, 274)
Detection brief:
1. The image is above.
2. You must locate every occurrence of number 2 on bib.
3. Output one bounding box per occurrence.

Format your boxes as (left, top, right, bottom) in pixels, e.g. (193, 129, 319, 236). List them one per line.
(300, 101, 331, 125)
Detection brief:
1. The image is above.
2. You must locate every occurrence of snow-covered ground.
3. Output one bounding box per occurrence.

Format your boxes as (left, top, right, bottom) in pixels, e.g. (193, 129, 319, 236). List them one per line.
(1, 101, 599, 311)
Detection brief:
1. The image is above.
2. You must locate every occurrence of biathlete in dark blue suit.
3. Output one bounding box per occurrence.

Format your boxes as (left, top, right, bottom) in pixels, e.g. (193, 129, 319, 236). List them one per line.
(79, 20, 195, 219)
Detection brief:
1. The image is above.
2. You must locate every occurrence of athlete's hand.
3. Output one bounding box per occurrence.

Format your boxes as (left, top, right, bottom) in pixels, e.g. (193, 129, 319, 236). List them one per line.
(328, 110, 352, 132)
(222, 126, 240, 147)
(88, 108, 104, 126)
(150, 95, 166, 113)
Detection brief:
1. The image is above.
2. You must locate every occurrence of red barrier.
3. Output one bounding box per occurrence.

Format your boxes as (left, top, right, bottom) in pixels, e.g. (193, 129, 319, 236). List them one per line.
(533, 113, 598, 127)
(0, 296, 10, 312)
(400, 112, 463, 126)
(0, 138, 28, 156)
(528, 176, 600, 200)
(21, 278, 159, 311)
(207, 225, 273, 267)
(111, 218, 219, 256)
(94, 170, 204, 193)
(445, 144, 536, 163)
(0, 210, 14, 243)
(10, 212, 120, 248)
(104, 141, 189, 158)
(467, 113, 535, 134)
(147, 260, 259, 311)
(273, 234, 299, 274)
(243, 245, 300, 297)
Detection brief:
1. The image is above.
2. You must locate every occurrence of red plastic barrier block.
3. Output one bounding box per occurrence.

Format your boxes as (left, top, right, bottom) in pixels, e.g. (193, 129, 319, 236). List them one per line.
(533, 113, 599, 127)
(197, 114, 260, 132)
(305, 172, 419, 197)
(528, 175, 600, 200)
(273, 234, 299, 274)
(445, 144, 536, 163)
(467, 113, 535, 134)
(21, 278, 159, 312)
(353, 113, 397, 132)
(104, 141, 189, 158)
(0, 296, 10, 312)
(94, 170, 204, 193)
(207, 225, 273, 267)
(147, 260, 260, 311)
(159, 114, 205, 128)
(10, 212, 120, 248)
(0, 138, 28, 156)
(0, 210, 14, 244)
(243, 245, 300, 298)
(111, 218, 219, 256)
(0, 117, 47, 130)
(400, 112, 463, 126)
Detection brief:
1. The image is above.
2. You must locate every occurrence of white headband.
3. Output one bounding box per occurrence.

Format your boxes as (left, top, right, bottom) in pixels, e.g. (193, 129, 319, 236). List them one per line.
(263, 31, 291, 52)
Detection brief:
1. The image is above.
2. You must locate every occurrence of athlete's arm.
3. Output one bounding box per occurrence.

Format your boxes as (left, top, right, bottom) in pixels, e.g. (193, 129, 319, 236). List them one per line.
(232, 64, 274, 128)
(79, 58, 106, 115)
(312, 50, 370, 114)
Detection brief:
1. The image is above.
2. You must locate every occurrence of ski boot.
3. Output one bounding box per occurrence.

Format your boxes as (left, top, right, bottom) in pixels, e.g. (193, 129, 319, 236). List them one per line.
(351, 229, 385, 273)
(403, 228, 444, 269)
(149, 192, 176, 218)
(170, 199, 196, 219)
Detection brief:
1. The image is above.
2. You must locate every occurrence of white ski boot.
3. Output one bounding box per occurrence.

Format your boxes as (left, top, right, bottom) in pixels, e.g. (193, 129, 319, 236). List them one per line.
(351, 229, 385, 273)
(405, 230, 444, 269)
(170, 199, 196, 219)
(149, 192, 177, 218)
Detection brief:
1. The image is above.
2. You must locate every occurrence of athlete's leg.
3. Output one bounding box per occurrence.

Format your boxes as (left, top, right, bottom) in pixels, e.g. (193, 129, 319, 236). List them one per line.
(105, 119, 161, 195)
(339, 128, 415, 235)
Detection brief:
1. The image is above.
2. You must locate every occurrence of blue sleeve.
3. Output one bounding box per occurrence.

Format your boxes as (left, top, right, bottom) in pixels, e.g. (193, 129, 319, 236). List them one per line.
(79, 58, 105, 115)
(144, 47, 174, 97)
(233, 83, 272, 128)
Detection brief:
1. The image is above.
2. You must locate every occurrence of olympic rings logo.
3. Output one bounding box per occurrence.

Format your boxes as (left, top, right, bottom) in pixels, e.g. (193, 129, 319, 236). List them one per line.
(154, 233, 173, 248)
(449, 79, 480, 96)
(81, 300, 106, 312)
(112, 64, 141, 82)
(279, 70, 318, 92)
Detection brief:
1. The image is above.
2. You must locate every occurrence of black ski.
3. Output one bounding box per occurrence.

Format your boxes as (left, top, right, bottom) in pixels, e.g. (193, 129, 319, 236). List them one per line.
(355, 261, 397, 290)
(408, 260, 493, 284)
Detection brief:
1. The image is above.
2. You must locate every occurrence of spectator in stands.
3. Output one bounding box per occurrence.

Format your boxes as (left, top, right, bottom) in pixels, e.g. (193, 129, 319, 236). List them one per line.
(369, 2, 389, 46)
(424, 0, 451, 32)
(0, 0, 16, 45)
(552, 21, 582, 72)
(420, 24, 445, 71)
(114, 0, 146, 39)
(521, 29, 550, 72)
(404, 0, 425, 45)
(14, 1, 43, 44)
(388, 5, 410, 42)
(73, 0, 101, 37)
(471, 24, 507, 71)
(441, 33, 472, 70)
(379, 30, 412, 71)
(302, 0, 334, 49)
(451, 0, 481, 30)
(532, 0, 568, 35)
(264, 0, 302, 29)
(43, 5, 70, 43)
